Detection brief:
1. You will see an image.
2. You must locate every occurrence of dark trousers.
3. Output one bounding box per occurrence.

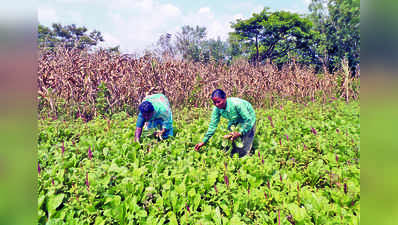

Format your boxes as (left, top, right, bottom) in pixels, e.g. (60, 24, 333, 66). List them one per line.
(231, 123, 256, 158)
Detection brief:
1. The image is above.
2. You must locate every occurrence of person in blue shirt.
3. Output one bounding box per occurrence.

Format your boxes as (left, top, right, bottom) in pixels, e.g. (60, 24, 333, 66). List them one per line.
(134, 93, 173, 142)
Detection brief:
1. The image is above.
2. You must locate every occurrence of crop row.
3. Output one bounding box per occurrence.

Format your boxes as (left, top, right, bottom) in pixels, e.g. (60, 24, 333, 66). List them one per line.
(38, 100, 360, 224)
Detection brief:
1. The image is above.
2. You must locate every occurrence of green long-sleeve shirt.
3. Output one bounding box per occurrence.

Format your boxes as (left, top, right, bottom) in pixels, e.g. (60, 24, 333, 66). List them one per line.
(202, 97, 256, 143)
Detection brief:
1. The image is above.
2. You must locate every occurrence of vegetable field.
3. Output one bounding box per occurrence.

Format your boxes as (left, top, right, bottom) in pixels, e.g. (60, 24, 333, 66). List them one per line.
(38, 99, 359, 224)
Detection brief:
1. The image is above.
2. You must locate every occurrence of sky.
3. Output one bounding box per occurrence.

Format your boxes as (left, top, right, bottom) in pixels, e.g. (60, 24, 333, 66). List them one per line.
(38, 0, 311, 54)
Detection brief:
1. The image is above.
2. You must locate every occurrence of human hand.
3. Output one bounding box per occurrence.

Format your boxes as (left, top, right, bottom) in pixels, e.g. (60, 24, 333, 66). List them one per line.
(195, 142, 205, 151)
(154, 130, 164, 140)
(224, 132, 240, 141)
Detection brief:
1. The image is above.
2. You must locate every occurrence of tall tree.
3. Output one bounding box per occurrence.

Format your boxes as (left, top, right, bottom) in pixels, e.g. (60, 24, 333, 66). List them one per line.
(156, 27, 229, 64)
(156, 33, 175, 57)
(227, 34, 250, 63)
(231, 8, 318, 67)
(38, 23, 104, 50)
(309, 0, 360, 74)
(201, 38, 229, 63)
(175, 25, 207, 61)
(230, 9, 269, 63)
(38, 24, 57, 48)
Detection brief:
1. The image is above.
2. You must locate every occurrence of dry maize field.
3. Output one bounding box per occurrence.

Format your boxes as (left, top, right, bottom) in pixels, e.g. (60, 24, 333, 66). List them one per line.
(38, 47, 359, 120)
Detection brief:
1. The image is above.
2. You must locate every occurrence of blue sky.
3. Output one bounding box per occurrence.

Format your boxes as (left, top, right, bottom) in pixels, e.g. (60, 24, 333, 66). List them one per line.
(38, 0, 311, 54)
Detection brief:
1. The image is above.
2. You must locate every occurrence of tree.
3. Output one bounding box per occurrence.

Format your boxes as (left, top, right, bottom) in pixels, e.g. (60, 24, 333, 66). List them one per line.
(38, 24, 57, 48)
(175, 25, 207, 61)
(156, 33, 175, 58)
(308, 0, 360, 74)
(155, 25, 230, 64)
(231, 8, 319, 67)
(38, 23, 104, 50)
(105, 45, 121, 54)
(205, 38, 229, 63)
(230, 9, 269, 63)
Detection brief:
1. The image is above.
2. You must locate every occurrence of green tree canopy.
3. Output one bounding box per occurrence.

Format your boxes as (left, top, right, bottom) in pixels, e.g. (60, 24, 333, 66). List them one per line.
(156, 33, 175, 57)
(231, 8, 319, 67)
(309, 0, 360, 74)
(175, 25, 207, 61)
(38, 23, 104, 50)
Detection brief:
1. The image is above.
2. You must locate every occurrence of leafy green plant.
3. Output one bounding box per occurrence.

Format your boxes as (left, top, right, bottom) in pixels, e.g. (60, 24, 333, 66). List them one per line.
(38, 99, 359, 224)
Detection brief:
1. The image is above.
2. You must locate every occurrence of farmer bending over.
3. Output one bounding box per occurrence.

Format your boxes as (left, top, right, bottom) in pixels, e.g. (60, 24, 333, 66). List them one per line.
(195, 89, 256, 157)
(134, 93, 173, 142)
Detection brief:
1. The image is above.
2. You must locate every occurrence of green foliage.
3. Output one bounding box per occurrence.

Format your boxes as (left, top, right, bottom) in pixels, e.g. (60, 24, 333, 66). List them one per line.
(38, 100, 359, 224)
(38, 23, 120, 52)
(175, 25, 208, 62)
(157, 25, 229, 64)
(155, 2, 360, 72)
(230, 8, 319, 67)
(156, 33, 175, 57)
(308, 0, 360, 74)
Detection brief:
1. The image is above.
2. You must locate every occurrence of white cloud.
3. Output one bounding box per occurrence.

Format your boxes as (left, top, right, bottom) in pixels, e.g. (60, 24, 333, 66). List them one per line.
(253, 5, 265, 14)
(198, 7, 210, 14)
(55, 0, 92, 3)
(99, 32, 121, 47)
(105, 0, 184, 54)
(174, 8, 236, 42)
(232, 13, 244, 21)
(280, 7, 308, 14)
(281, 8, 299, 13)
(136, 0, 154, 11)
(109, 12, 123, 25)
(38, 7, 58, 25)
(281, 1, 310, 14)
(197, 7, 213, 19)
(206, 20, 232, 40)
(66, 11, 83, 25)
(160, 4, 181, 17)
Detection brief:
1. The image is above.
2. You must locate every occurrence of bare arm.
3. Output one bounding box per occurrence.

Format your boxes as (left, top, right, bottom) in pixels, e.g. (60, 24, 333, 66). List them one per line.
(160, 128, 166, 136)
(135, 127, 143, 142)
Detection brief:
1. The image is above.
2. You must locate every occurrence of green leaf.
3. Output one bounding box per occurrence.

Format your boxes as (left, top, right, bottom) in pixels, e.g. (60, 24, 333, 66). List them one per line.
(221, 140, 229, 147)
(230, 215, 242, 225)
(136, 209, 147, 218)
(175, 183, 185, 194)
(213, 207, 222, 225)
(221, 217, 229, 224)
(103, 209, 112, 218)
(188, 188, 196, 198)
(235, 139, 243, 148)
(157, 216, 166, 225)
(103, 147, 109, 156)
(219, 203, 230, 217)
(168, 211, 178, 225)
(38, 209, 45, 219)
(47, 194, 64, 218)
(94, 216, 106, 225)
(46, 218, 63, 225)
(170, 191, 178, 212)
(38, 195, 45, 209)
(193, 194, 201, 211)
(208, 170, 218, 185)
(288, 203, 308, 223)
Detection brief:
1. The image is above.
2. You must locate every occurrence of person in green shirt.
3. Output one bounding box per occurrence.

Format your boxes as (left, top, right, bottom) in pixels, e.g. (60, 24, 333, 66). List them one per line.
(134, 93, 173, 142)
(195, 89, 256, 157)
